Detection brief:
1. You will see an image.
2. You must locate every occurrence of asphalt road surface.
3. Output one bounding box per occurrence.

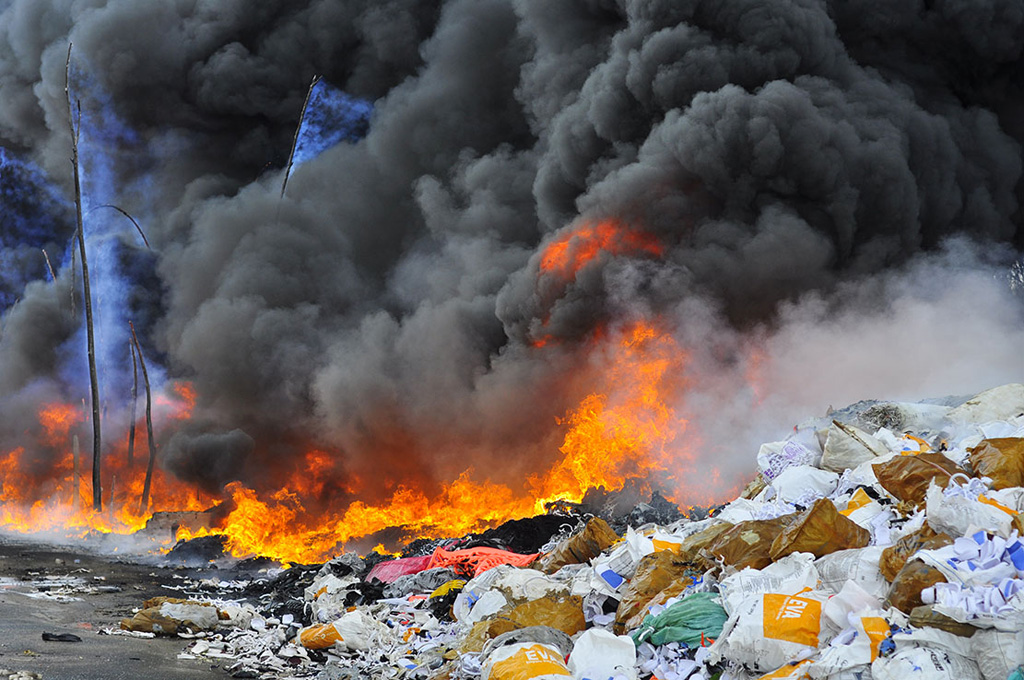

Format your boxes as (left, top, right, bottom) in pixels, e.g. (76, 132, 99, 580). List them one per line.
(0, 535, 228, 680)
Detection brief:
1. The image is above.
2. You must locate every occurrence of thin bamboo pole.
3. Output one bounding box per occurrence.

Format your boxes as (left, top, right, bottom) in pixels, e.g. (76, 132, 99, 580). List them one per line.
(127, 339, 138, 468)
(65, 43, 102, 511)
(279, 75, 321, 203)
(129, 322, 156, 513)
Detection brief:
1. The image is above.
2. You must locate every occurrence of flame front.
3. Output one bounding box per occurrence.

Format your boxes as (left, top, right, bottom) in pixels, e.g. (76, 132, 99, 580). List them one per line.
(4, 323, 722, 565)
(179, 320, 708, 564)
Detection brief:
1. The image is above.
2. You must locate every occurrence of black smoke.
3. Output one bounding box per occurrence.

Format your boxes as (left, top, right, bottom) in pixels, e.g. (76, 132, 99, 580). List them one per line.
(0, 0, 1021, 505)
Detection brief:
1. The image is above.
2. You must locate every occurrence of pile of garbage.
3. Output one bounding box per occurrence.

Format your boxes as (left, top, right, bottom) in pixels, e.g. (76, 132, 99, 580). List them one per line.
(124, 383, 1024, 680)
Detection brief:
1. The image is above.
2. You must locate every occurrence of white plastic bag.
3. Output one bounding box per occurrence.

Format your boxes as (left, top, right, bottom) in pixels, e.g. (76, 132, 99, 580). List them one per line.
(814, 547, 888, 600)
(971, 628, 1024, 680)
(718, 553, 820, 616)
(482, 642, 572, 680)
(809, 609, 891, 679)
(295, 609, 382, 651)
(925, 476, 1019, 539)
(589, 527, 652, 596)
(821, 581, 882, 634)
(758, 440, 820, 481)
(871, 647, 981, 680)
(821, 421, 889, 473)
(770, 465, 840, 505)
(567, 628, 637, 680)
(948, 383, 1024, 425)
(708, 588, 830, 672)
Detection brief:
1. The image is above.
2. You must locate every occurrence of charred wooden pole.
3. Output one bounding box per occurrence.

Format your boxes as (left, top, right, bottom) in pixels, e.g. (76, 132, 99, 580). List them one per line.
(127, 339, 138, 468)
(72, 434, 80, 511)
(130, 322, 156, 513)
(41, 249, 57, 282)
(279, 75, 321, 205)
(66, 44, 103, 512)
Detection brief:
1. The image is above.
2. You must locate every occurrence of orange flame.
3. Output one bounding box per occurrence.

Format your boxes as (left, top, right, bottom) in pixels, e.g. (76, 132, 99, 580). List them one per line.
(531, 321, 689, 505)
(539, 219, 663, 279)
(4, 322, 723, 565)
(0, 381, 216, 541)
(180, 321, 703, 563)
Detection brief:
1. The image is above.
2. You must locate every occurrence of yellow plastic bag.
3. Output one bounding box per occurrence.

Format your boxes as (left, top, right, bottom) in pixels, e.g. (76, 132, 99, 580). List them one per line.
(884, 559, 947, 613)
(295, 610, 377, 651)
(675, 521, 733, 562)
(703, 515, 794, 570)
(297, 622, 344, 650)
(537, 518, 619, 573)
(969, 438, 1024, 490)
(614, 549, 698, 633)
(878, 524, 952, 582)
(507, 594, 586, 636)
(769, 498, 871, 560)
(872, 453, 959, 506)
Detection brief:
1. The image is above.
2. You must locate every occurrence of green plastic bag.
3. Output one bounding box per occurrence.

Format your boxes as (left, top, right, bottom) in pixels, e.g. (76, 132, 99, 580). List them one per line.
(630, 591, 727, 647)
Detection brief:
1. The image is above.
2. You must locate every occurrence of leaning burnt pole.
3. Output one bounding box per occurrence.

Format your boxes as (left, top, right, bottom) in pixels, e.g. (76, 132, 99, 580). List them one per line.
(65, 44, 103, 512)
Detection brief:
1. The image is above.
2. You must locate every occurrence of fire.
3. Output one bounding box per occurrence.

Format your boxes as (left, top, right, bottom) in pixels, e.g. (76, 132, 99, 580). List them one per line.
(531, 321, 691, 505)
(539, 219, 664, 278)
(3, 322, 715, 565)
(180, 321, 701, 564)
(0, 381, 216, 540)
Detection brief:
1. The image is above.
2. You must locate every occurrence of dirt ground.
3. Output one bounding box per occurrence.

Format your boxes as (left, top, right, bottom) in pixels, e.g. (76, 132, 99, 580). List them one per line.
(0, 535, 230, 680)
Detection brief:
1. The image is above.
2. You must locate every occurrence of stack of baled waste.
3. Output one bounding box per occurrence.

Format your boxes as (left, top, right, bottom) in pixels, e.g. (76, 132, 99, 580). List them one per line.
(181, 384, 1024, 680)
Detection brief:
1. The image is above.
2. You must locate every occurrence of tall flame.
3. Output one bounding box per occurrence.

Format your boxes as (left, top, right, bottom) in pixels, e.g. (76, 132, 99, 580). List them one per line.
(531, 322, 689, 504)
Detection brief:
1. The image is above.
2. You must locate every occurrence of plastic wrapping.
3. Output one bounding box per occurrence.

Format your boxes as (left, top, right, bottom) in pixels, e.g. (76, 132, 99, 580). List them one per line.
(630, 592, 727, 647)
(969, 438, 1024, 490)
(537, 518, 619, 574)
(884, 559, 947, 613)
(872, 452, 960, 506)
(769, 498, 871, 560)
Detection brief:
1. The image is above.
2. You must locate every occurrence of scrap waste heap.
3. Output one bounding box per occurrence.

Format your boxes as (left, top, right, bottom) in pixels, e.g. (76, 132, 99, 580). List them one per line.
(111, 383, 1024, 680)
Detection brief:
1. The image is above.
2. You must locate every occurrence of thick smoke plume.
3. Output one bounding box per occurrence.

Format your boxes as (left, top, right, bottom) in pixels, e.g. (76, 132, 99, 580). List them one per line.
(0, 0, 1021, 510)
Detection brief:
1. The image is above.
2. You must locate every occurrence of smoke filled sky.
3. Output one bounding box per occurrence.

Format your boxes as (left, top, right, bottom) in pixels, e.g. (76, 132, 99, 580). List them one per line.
(0, 0, 1021, 507)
